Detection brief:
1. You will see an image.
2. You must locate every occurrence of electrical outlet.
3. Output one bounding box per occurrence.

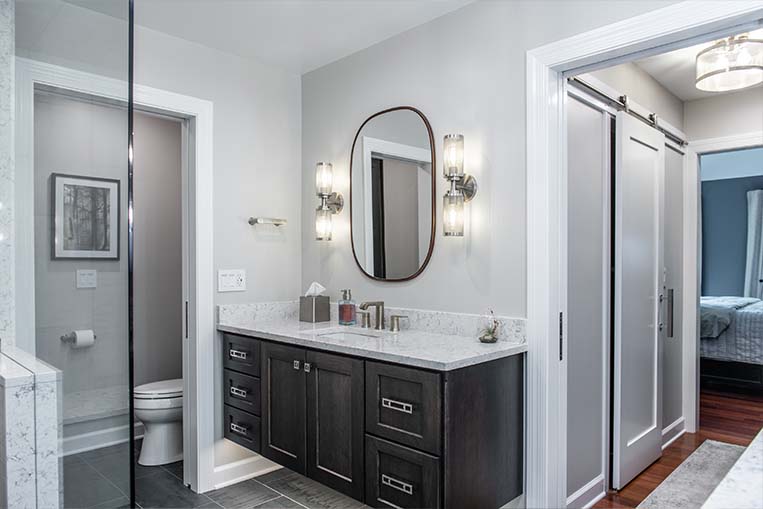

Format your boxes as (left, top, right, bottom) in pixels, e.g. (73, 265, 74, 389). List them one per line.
(76, 269, 97, 289)
(218, 269, 246, 292)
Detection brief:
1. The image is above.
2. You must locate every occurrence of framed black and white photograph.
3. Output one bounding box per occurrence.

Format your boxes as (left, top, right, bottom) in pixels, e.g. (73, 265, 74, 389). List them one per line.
(51, 173, 120, 260)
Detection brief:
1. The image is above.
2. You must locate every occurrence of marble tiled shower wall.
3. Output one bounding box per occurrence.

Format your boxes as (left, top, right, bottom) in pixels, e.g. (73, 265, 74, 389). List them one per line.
(0, 0, 16, 347)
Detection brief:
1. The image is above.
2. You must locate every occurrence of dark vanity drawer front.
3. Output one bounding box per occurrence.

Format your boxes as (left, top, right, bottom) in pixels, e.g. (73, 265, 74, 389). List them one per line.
(223, 334, 261, 377)
(365, 435, 440, 509)
(366, 361, 441, 454)
(224, 405, 261, 453)
(224, 369, 261, 415)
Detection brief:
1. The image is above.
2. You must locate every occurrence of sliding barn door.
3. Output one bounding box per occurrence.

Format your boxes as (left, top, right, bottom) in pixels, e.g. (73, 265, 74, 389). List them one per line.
(612, 112, 665, 489)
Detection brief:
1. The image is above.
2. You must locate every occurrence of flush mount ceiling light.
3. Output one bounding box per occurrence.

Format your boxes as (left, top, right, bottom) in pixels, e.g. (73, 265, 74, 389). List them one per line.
(696, 34, 763, 93)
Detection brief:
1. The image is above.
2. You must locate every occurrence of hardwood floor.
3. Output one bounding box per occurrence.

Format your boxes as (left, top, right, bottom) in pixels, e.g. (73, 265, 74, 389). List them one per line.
(593, 388, 763, 509)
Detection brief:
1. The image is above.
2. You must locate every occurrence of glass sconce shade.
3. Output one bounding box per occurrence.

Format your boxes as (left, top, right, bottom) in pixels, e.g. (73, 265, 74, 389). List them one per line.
(443, 134, 464, 178)
(315, 207, 333, 241)
(315, 162, 334, 195)
(443, 189, 465, 237)
(696, 35, 763, 92)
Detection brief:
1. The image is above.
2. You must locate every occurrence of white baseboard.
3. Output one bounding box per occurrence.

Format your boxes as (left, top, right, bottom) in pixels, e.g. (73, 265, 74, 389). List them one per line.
(63, 421, 144, 456)
(662, 417, 686, 450)
(212, 451, 280, 490)
(567, 474, 606, 509)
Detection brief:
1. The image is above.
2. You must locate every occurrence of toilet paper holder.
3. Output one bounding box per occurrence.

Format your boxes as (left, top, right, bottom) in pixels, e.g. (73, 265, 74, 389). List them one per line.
(60, 331, 97, 343)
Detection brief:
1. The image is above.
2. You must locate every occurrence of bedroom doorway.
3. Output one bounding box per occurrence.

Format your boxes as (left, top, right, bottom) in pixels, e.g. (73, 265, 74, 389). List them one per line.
(563, 24, 763, 506)
(697, 146, 763, 393)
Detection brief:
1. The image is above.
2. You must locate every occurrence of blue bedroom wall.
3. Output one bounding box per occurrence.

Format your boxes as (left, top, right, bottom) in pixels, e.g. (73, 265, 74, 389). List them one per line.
(701, 147, 763, 297)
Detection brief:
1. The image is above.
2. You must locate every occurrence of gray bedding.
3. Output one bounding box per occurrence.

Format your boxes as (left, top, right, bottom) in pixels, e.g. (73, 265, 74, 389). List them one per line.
(700, 296, 760, 338)
(700, 298, 763, 365)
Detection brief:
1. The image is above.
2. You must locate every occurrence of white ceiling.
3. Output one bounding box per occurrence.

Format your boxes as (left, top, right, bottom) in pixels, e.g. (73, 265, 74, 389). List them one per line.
(635, 29, 763, 102)
(63, 0, 474, 75)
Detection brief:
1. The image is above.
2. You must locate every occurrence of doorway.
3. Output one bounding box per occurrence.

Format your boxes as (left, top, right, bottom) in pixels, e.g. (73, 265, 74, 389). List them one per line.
(526, 4, 763, 506)
(15, 58, 216, 502)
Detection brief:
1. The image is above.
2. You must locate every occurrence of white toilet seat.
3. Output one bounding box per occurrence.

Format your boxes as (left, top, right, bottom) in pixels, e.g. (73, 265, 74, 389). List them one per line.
(134, 378, 183, 399)
(134, 395, 183, 410)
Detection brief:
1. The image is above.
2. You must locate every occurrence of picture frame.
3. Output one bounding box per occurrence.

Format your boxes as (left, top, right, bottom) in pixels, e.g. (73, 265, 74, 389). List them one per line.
(51, 173, 121, 260)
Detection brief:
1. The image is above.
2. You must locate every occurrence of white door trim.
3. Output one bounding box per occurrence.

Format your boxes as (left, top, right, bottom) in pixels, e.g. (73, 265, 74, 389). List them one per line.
(14, 57, 216, 493)
(526, 2, 763, 506)
(682, 130, 763, 433)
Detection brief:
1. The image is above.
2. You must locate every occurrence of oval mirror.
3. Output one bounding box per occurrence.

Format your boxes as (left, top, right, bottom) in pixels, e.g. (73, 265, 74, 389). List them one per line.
(350, 107, 435, 281)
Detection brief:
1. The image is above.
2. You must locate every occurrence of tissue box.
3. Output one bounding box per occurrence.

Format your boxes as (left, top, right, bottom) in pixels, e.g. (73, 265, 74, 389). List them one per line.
(300, 296, 330, 323)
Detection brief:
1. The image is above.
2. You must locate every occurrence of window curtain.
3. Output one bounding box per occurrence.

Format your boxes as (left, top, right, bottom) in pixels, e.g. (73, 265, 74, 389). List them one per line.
(744, 189, 763, 299)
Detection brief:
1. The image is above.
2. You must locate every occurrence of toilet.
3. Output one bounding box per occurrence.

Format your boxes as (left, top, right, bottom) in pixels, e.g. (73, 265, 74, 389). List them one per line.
(134, 378, 183, 466)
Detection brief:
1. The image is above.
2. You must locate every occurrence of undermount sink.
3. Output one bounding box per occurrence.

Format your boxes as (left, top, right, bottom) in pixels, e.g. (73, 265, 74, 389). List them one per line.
(316, 330, 384, 340)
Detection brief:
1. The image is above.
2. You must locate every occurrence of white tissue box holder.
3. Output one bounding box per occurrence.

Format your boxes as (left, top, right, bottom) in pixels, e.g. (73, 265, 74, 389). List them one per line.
(300, 296, 330, 323)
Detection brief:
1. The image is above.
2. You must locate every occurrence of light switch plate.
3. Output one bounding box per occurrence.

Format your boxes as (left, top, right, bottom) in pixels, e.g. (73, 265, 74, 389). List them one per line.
(76, 269, 97, 289)
(218, 269, 246, 292)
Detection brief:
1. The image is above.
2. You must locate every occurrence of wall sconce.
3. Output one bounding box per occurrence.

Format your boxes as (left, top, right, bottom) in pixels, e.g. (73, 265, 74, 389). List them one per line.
(314, 162, 343, 241)
(442, 134, 477, 236)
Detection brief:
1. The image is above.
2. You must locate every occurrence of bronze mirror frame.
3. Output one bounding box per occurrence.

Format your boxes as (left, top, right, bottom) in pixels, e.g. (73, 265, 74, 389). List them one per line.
(349, 106, 436, 282)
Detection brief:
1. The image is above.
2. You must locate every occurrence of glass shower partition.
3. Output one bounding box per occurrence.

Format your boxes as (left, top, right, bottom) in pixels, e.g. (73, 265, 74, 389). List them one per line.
(14, 0, 134, 506)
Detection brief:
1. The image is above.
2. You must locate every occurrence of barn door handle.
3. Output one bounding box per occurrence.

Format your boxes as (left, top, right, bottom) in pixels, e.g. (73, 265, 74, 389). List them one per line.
(667, 289, 674, 338)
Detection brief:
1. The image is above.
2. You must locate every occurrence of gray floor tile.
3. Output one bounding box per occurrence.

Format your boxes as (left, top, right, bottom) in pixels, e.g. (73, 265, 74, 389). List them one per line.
(135, 469, 213, 508)
(79, 443, 131, 462)
(265, 471, 365, 509)
(162, 461, 184, 481)
(206, 479, 280, 509)
(253, 496, 307, 509)
(255, 468, 293, 486)
(83, 448, 163, 494)
(90, 495, 131, 508)
(64, 455, 125, 509)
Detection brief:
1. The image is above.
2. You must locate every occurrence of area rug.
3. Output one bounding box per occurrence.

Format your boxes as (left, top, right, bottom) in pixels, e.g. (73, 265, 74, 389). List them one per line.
(637, 440, 744, 509)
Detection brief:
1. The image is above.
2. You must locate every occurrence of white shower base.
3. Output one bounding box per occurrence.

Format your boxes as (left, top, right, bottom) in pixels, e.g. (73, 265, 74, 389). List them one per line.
(63, 385, 142, 455)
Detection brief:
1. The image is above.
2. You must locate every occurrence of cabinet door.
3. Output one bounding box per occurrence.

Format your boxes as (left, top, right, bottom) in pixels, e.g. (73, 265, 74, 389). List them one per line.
(306, 350, 364, 501)
(261, 342, 306, 473)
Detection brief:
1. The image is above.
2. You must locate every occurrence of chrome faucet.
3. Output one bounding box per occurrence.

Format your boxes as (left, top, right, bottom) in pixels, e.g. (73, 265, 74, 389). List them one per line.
(359, 301, 385, 330)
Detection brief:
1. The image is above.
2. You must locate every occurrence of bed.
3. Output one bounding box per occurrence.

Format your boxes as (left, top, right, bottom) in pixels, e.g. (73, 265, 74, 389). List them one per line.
(700, 296, 763, 391)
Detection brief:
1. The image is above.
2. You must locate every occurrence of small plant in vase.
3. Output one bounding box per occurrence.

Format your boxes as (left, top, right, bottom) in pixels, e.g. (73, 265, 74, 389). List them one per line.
(479, 309, 500, 343)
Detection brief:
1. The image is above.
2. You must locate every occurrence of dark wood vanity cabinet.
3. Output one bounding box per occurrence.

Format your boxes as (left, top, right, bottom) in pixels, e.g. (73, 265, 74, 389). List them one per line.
(259, 340, 366, 500)
(222, 335, 262, 453)
(221, 332, 524, 509)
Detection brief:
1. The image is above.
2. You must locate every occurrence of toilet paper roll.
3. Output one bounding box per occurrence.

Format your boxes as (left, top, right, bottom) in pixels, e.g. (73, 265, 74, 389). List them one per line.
(71, 330, 95, 349)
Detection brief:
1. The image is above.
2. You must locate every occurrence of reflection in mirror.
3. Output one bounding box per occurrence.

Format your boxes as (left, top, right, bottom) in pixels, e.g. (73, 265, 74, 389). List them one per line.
(350, 107, 435, 281)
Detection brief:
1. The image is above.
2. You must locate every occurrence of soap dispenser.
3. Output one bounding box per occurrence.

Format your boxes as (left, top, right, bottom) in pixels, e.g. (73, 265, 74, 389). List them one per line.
(338, 289, 357, 326)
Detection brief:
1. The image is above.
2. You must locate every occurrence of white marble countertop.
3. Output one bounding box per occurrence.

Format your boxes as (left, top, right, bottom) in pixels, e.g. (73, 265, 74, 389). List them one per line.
(703, 428, 763, 509)
(0, 353, 34, 387)
(1, 346, 61, 383)
(218, 319, 527, 371)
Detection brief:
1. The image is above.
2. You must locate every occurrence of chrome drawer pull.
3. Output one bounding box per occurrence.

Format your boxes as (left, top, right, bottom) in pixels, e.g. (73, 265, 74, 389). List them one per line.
(304, 363, 311, 373)
(229, 349, 248, 360)
(229, 386, 247, 398)
(293, 360, 301, 370)
(230, 422, 248, 436)
(382, 397, 413, 414)
(381, 474, 413, 495)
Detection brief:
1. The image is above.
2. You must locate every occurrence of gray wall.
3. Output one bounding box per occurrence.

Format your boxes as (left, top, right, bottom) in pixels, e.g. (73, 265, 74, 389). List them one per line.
(133, 112, 182, 386)
(301, 0, 677, 315)
(33, 92, 129, 395)
(701, 174, 763, 297)
(589, 62, 684, 129)
(381, 158, 420, 279)
(15, 0, 303, 309)
(684, 87, 763, 141)
(0, 0, 14, 348)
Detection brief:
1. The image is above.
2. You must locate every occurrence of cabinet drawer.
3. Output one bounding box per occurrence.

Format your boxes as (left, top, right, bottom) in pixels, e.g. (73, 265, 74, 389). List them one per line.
(224, 369, 261, 415)
(366, 361, 441, 454)
(224, 405, 261, 453)
(365, 435, 440, 509)
(223, 334, 261, 377)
